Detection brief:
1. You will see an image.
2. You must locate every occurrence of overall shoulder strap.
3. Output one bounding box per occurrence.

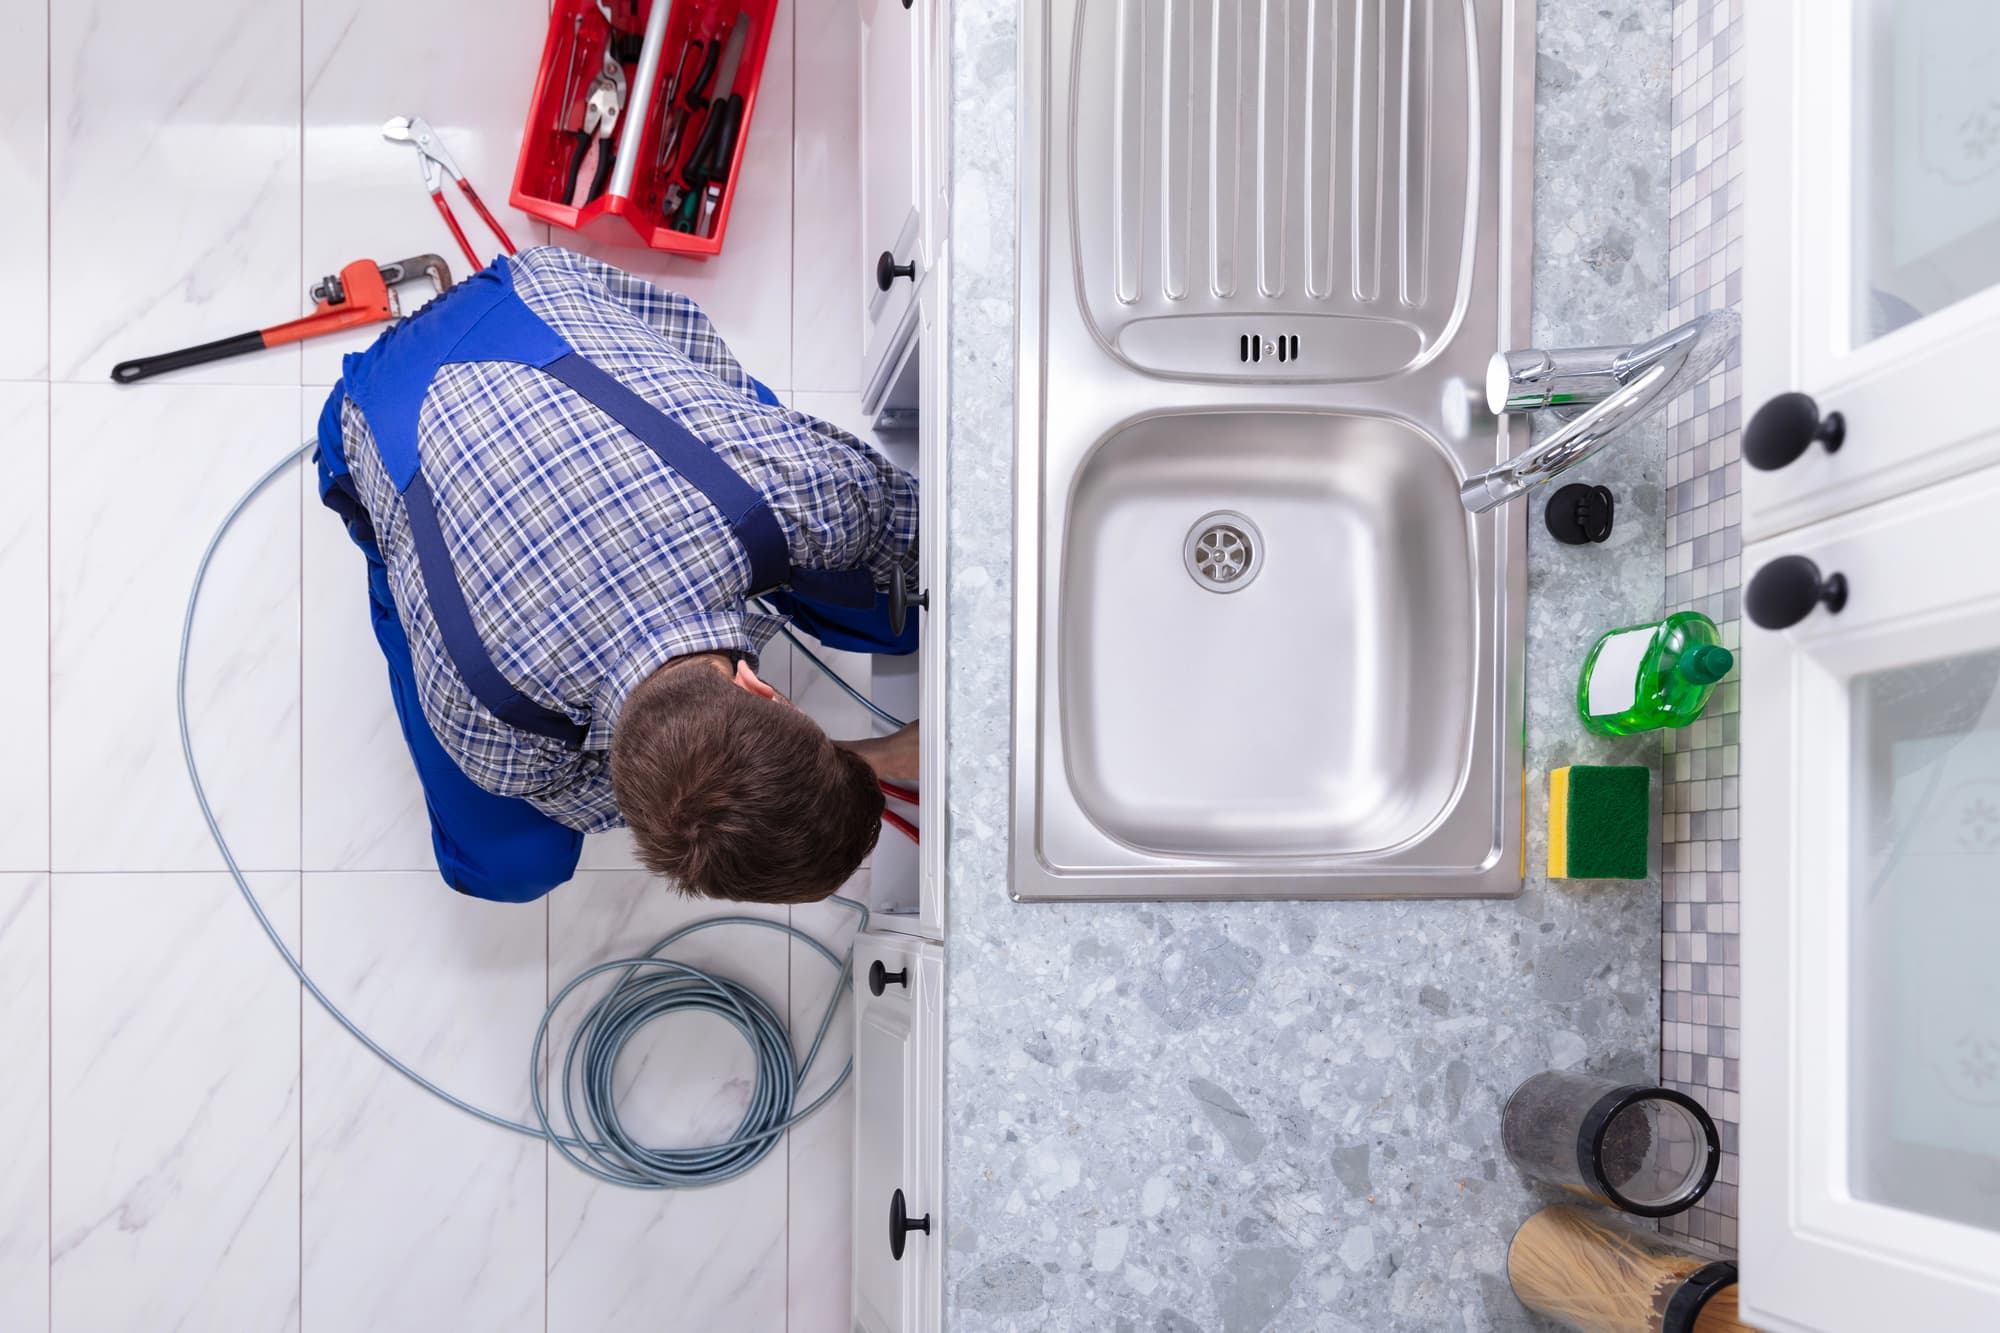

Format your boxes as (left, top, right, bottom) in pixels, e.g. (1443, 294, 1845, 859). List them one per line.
(344, 259, 588, 748)
(534, 352, 792, 596)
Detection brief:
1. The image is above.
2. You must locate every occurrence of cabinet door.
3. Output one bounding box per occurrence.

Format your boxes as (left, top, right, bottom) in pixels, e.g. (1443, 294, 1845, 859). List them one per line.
(858, 0, 928, 385)
(914, 272, 944, 941)
(852, 940, 918, 1333)
(1745, 0, 2000, 541)
(855, 275, 942, 943)
(910, 947, 945, 1330)
(1741, 463, 2000, 1331)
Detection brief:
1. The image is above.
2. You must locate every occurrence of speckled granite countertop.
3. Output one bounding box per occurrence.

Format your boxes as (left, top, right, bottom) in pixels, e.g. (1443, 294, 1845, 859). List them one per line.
(940, 3, 1672, 1329)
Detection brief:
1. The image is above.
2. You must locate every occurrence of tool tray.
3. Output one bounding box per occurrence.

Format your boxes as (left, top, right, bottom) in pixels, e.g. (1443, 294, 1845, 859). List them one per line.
(511, 0, 775, 257)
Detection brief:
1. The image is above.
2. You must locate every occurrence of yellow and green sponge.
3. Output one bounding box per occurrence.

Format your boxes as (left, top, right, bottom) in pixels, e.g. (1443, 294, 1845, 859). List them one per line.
(1548, 765, 1649, 879)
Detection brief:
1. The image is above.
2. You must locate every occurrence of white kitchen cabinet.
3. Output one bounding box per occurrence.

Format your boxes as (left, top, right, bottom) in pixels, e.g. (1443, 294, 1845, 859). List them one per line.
(1741, 465, 2000, 1331)
(851, 931, 944, 1333)
(1743, 0, 2000, 541)
(1742, 2, 2000, 1328)
(849, 2, 947, 1321)
(858, 0, 940, 391)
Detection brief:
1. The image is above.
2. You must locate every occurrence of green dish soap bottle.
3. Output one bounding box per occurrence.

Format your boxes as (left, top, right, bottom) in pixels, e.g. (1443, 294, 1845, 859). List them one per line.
(1576, 610, 1734, 736)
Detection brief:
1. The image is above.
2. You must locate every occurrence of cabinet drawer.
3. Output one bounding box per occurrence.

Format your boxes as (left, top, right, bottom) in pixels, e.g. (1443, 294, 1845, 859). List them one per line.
(1741, 327, 2000, 543)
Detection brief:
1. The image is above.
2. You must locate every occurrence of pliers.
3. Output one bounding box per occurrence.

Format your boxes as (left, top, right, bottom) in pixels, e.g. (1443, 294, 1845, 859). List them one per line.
(565, 49, 628, 206)
(382, 115, 517, 273)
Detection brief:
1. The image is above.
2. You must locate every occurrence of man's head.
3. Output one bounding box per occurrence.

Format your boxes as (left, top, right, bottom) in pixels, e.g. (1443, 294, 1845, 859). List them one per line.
(610, 652, 883, 903)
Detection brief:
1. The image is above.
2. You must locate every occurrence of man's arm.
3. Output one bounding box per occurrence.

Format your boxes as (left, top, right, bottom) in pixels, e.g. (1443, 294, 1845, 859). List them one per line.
(838, 722, 920, 784)
(780, 410, 920, 591)
(825, 423, 919, 592)
(864, 457, 920, 592)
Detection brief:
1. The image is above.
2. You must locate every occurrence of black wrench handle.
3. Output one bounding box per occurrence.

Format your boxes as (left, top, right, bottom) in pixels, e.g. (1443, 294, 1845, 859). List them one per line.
(111, 330, 269, 384)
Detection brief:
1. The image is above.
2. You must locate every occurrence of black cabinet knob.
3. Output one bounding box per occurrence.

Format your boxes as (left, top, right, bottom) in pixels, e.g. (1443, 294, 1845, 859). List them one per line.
(868, 960, 910, 996)
(1745, 392, 1845, 471)
(1746, 554, 1847, 630)
(889, 1188, 931, 1260)
(888, 576, 929, 637)
(876, 251, 917, 291)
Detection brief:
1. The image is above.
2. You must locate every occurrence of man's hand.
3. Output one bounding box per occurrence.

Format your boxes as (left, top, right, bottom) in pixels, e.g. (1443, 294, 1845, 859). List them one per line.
(839, 722, 920, 785)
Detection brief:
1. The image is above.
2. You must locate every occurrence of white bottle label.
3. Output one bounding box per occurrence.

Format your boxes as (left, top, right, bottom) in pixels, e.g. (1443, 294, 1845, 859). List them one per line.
(1586, 627, 1656, 717)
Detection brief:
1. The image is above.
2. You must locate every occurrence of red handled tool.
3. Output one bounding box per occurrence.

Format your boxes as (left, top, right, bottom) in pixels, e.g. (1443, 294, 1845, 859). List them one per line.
(382, 115, 517, 272)
(109, 255, 452, 384)
(879, 778, 919, 843)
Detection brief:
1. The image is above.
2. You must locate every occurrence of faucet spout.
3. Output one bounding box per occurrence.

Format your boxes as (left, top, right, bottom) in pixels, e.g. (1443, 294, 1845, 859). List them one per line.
(1461, 309, 1739, 513)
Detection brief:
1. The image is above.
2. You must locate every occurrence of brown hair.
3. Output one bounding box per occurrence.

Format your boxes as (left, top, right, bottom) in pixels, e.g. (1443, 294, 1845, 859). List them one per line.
(610, 658, 883, 903)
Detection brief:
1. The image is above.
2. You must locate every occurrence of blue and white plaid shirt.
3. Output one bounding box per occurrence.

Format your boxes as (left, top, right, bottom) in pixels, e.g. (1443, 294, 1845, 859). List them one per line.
(336, 246, 919, 831)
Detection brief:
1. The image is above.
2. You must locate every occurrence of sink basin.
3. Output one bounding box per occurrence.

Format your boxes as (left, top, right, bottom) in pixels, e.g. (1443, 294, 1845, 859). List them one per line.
(1060, 411, 1474, 857)
(1014, 0, 1534, 899)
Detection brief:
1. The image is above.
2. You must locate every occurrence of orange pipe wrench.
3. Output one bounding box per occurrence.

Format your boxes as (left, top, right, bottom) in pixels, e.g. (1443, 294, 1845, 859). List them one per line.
(110, 255, 452, 384)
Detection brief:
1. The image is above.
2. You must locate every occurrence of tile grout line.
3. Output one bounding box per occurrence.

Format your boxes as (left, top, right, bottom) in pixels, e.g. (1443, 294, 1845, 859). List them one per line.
(46, 873, 52, 1328)
(786, 13, 798, 1328)
(787, 0, 799, 426)
(45, 2, 55, 1321)
(538, 15, 554, 1323)
(790, 900, 803, 1312)
(544, 889, 551, 1333)
(298, 869, 306, 1333)
(298, 0, 309, 1314)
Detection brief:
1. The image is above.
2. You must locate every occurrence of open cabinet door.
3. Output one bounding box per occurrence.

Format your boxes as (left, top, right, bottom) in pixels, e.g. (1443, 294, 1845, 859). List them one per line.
(1742, 1, 2000, 1328)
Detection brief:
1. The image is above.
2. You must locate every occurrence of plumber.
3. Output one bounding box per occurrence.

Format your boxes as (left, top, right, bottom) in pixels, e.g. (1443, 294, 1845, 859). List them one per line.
(314, 246, 918, 905)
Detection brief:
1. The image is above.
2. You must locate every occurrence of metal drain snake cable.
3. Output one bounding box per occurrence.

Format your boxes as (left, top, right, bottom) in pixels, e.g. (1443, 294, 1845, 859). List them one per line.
(177, 442, 867, 1188)
(768, 616, 909, 731)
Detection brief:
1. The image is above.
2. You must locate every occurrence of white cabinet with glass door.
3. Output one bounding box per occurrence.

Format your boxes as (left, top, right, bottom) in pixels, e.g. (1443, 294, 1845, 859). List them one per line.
(1743, 1, 2000, 1328)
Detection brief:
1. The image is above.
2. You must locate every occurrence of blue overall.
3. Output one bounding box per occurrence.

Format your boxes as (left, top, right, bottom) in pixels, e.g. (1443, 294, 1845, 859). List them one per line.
(315, 257, 913, 902)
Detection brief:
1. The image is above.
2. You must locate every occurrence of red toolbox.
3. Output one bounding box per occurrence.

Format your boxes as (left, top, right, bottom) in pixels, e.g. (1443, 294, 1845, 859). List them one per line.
(511, 0, 776, 257)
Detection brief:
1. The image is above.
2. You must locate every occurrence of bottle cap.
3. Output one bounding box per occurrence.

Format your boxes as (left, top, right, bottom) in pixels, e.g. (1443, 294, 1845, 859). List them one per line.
(1677, 644, 1734, 685)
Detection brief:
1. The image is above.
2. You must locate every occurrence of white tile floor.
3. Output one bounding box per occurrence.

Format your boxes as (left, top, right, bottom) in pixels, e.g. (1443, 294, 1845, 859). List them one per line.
(0, 0, 880, 1327)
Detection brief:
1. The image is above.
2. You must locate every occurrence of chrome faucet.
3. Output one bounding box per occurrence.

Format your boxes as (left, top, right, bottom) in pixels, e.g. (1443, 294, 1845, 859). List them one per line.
(1458, 309, 1740, 513)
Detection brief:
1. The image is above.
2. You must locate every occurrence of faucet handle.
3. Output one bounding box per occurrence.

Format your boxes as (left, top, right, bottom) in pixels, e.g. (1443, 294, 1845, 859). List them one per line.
(1544, 483, 1615, 545)
(1746, 392, 1844, 471)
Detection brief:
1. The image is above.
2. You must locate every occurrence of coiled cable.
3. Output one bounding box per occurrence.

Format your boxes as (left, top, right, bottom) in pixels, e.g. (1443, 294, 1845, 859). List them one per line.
(178, 442, 865, 1188)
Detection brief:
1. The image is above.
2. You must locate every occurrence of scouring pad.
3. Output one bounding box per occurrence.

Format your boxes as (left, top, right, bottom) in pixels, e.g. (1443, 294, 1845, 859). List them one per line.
(1548, 765, 1649, 879)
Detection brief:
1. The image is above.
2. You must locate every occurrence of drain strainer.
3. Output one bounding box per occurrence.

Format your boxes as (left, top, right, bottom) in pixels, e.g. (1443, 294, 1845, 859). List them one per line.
(1183, 511, 1263, 592)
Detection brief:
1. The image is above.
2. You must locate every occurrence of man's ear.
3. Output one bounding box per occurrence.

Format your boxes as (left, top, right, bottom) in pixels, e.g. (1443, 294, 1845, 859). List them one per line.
(733, 658, 780, 700)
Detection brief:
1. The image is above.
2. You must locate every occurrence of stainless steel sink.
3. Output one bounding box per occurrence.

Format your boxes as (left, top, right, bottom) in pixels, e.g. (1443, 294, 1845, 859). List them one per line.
(1014, 0, 1536, 899)
(1061, 410, 1476, 858)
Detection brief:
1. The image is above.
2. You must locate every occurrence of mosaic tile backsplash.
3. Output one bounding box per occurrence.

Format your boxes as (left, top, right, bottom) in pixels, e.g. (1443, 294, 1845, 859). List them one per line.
(1659, 0, 1745, 1253)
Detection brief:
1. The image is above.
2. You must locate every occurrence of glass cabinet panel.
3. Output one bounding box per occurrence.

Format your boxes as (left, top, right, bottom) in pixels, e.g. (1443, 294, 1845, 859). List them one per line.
(1849, 648, 2000, 1232)
(1850, 1, 2000, 345)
